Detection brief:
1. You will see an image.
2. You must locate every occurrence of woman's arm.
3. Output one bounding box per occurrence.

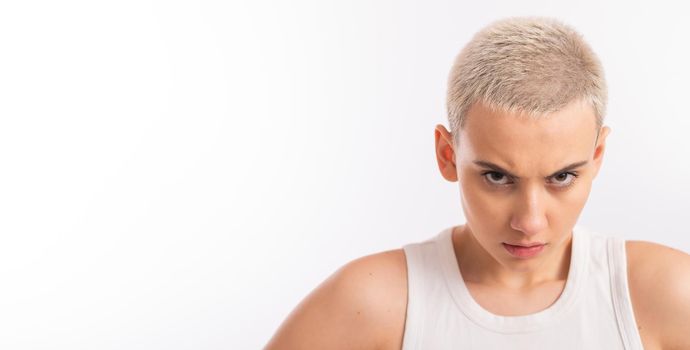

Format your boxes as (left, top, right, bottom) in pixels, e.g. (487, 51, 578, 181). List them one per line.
(264, 250, 408, 350)
(627, 241, 690, 350)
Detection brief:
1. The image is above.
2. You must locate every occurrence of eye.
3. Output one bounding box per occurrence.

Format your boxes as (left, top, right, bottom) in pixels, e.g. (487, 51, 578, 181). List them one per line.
(482, 171, 512, 186)
(481, 171, 580, 188)
(549, 172, 579, 188)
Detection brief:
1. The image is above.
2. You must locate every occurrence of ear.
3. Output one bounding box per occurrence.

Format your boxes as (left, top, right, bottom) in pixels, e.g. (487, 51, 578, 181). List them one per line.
(592, 126, 611, 179)
(435, 124, 458, 182)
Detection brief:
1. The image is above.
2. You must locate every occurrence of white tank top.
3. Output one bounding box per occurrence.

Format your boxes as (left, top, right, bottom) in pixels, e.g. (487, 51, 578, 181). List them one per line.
(401, 225, 645, 349)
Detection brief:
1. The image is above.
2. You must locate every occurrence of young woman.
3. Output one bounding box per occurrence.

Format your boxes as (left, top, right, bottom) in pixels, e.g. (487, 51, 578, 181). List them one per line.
(265, 16, 690, 349)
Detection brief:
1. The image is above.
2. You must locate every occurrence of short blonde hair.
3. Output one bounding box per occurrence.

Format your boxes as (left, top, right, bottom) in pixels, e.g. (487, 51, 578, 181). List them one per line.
(446, 16, 607, 146)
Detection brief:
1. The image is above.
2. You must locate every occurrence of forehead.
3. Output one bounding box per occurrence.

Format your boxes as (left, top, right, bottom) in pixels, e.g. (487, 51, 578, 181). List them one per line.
(458, 100, 597, 171)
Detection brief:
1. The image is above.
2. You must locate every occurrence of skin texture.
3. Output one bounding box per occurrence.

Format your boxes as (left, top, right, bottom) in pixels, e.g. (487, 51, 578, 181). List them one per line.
(435, 99, 609, 290)
(264, 250, 408, 350)
(626, 240, 690, 350)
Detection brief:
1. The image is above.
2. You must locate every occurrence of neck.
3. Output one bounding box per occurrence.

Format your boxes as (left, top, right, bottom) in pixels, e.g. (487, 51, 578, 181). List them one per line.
(453, 225, 573, 290)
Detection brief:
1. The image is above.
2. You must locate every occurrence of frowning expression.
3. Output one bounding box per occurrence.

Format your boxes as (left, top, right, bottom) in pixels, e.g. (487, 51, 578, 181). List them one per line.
(435, 98, 610, 269)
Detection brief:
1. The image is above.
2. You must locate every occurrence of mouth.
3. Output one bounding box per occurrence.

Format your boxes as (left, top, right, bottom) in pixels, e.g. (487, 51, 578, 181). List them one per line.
(502, 242, 547, 258)
(504, 241, 546, 248)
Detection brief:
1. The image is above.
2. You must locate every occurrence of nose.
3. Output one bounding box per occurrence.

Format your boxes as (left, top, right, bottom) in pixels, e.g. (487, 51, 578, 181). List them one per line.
(510, 183, 548, 236)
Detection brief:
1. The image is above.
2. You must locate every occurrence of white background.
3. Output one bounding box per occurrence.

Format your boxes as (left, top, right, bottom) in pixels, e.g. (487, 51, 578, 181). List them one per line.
(1, 0, 688, 349)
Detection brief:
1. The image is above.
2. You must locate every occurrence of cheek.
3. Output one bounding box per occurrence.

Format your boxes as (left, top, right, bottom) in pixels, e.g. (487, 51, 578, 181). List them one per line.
(560, 173, 594, 204)
(558, 180, 593, 215)
(550, 184, 593, 236)
(459, 173, 507, 222)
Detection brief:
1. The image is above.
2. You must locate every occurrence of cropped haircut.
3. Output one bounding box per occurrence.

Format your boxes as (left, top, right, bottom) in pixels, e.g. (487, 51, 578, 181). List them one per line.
(446, 16, 607, 147)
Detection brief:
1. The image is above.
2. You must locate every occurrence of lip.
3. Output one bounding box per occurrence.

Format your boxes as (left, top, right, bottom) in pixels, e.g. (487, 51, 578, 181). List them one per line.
(505, 242, 546, 247)
(502, 242, 546, 258)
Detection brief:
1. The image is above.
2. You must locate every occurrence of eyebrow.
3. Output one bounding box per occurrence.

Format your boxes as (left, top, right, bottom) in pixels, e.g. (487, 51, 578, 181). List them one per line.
(472, 160, 589, 179)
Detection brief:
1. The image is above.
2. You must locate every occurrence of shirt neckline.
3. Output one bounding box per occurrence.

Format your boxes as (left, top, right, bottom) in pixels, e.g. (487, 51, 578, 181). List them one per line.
(435, 224, 590, 333)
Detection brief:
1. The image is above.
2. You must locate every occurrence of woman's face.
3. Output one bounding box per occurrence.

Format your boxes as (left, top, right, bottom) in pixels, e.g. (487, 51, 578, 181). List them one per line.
(435, 99, 610, 273)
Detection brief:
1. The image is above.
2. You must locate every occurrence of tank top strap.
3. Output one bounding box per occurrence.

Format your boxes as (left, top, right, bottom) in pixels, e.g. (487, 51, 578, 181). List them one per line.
(402, 233, 447, 349)
(606, 235, 645, 350)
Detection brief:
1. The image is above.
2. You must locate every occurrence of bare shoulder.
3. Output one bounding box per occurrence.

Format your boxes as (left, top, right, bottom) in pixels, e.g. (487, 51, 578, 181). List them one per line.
(264, 249, 408, 350)
(626, 240, 690, 350)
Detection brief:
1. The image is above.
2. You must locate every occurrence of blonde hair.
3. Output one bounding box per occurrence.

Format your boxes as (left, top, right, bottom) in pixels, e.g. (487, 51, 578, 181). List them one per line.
(446, 16, 607, 146)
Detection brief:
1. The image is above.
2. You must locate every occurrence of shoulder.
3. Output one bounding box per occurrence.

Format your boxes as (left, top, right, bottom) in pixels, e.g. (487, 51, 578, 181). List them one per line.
(265, 249, 408, 350)
(626, 240, 690, 350)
